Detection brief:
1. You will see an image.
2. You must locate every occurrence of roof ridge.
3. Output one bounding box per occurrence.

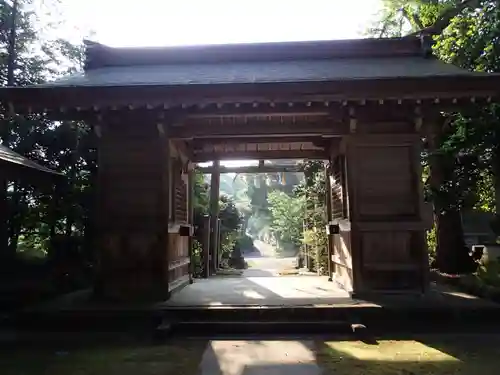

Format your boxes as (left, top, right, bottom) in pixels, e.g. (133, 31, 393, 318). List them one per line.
(83, 37, 430, 71)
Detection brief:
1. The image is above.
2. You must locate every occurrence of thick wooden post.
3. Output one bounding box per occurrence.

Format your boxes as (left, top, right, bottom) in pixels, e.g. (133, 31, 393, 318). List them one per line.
(345, 133, 428, 296)
(324, 164, 334, 281)
(209, 160, 220, 273)
(94, 120, 171, 302)
(162, 125, 171, 294)
(217, 218, 222, 266)
(202, 214, 211, 278)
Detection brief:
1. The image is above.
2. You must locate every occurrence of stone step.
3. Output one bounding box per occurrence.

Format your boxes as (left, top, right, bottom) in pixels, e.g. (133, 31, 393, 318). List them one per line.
(164, 320, 352, 336)
(4, 303, 500, 334)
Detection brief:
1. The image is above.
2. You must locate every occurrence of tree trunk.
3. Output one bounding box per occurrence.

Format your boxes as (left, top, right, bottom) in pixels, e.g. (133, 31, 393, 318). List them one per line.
(493, 145, 500, 214)
(1, 1, 18, 262)
(434, 209, 472, 273)
(0, 178, 9, 260)
(7, 183, 21, 256)
(427, 120, 473, 274)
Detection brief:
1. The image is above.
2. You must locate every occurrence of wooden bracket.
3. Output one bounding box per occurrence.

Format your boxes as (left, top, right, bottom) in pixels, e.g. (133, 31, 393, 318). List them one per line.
(8, 102, 15, 117)
(414, 106, 423, 132)
(157, 123, 166, 136)
(349, 107, 357, 133)
(93, 124, 102, 138)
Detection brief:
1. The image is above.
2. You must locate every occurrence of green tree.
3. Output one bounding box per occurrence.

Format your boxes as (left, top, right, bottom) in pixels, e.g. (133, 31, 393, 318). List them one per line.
(369, 0, 499, 273)
(192, 171, 242, 275)
(267, 190, 305, 253)
(295, 161, 328, 273)
(0, 0, 95, 299)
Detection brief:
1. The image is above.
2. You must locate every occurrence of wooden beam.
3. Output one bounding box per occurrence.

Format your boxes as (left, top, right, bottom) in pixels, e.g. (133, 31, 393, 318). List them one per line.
(209, 160, 220, 273)
(201, 214, 210, 278)
(3, 76, 499, 113)
(189, 136, 332, 147)
(171, 139, 193, 164)
(324, 163, 334, 282)
(192, 149, 328, 162)
(183, 102, 334, 118)
(159, 122, 171, 291)
(197, 165, 303, 174)
(171, 121, 348, 139)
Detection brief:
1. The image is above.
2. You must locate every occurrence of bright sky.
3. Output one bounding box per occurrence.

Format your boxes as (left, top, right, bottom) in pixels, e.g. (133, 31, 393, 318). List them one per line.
(62, 0, 381, 47)
(59, 0, 381, 167)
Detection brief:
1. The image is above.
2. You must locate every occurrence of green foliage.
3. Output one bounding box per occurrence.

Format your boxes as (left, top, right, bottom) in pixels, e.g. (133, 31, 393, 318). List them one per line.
(0, 1, 96, 307)
(191, 239, 203, 277)
(267, 190, 305, 252)
(368, 0, 500, 274)
(236, 233, 254, 250)
(427, 224, 437, 267)
(191, 173, 242, 274)
(476, 259, 500, 289)
(294, 161, 329, 273)
(219, 195, 242, 258)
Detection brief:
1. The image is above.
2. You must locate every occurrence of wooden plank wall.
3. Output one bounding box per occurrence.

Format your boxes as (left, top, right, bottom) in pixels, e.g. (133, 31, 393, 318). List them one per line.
(95, 123, 192, 301)
(346, 134, 426, 293)
(167, 150, 191, 292)
(96, 122, 170, 301)
(330, 154, 353, 291)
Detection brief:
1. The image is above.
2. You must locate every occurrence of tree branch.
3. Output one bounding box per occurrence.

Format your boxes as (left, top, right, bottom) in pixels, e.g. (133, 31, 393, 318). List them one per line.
(400, 6, 424, 31)
(406, 0, 480, 37)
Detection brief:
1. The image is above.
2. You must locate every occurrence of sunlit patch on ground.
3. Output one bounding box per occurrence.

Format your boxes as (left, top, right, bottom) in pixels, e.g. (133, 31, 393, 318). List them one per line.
(315, 338, 500, 375)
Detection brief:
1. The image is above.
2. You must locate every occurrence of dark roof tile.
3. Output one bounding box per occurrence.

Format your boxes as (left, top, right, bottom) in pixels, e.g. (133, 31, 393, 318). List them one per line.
(43, 55, 477, 89)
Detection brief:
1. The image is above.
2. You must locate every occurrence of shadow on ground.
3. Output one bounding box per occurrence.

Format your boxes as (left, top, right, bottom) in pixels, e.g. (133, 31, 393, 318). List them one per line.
(0, 335, 207, 375)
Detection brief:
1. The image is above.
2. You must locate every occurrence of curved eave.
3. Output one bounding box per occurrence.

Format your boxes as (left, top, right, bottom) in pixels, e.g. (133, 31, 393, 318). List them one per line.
(0, 144, 64, 186)
(0, 74, 499, 115)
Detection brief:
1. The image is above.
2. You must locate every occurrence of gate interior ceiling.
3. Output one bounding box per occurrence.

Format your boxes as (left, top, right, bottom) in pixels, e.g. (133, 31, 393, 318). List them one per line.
(1, 36, 500, 301)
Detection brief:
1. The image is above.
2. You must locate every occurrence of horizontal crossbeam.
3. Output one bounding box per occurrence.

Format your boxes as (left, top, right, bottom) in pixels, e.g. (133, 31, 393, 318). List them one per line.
(170, 121, 348, 139)
(192, 149, 328, 162)
(197, 165, 304, 174)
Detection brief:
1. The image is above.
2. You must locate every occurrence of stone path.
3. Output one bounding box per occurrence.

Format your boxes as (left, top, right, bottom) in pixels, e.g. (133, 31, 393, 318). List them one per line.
(199, 340, 321, 375)
(164, 275, 352, 306)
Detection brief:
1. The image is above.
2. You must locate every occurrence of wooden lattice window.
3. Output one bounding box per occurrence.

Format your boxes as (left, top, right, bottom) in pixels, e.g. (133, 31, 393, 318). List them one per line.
(169, 159, 176, 222)
(175, 170, 188, 223)
(331, 155, 349, 219)
(169, 158, 188, 223)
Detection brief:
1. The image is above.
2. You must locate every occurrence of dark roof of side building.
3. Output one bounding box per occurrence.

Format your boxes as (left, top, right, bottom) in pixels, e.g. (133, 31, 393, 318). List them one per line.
(0, 144, 63, 177)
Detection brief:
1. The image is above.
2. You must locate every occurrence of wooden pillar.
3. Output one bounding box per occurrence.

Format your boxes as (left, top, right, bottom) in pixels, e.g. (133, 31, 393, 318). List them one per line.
(201, 214, 211, 278)
(324, 164, 334, 281)
(345, 133, 428, 296)
(217, 218, 222, 266)
(94, 120, 171, 302)
(187, 164, 194, 284)
(209, 160, 220, 273)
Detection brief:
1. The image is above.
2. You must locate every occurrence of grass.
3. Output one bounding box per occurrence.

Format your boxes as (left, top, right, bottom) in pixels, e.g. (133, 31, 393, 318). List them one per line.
(314, 337, 500, 375)
(0, 339, 207, 375)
